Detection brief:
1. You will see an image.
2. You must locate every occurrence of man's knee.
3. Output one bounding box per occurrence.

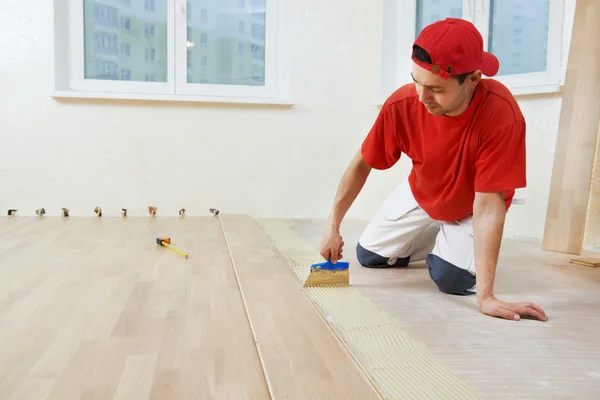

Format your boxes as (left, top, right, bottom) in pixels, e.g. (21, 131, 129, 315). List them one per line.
(356, 242, 410, 268)
(426, 254, 475, 295)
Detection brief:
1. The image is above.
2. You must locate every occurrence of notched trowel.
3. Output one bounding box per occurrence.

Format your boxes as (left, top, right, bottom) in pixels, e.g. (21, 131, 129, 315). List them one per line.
(303, 259, 349, 287)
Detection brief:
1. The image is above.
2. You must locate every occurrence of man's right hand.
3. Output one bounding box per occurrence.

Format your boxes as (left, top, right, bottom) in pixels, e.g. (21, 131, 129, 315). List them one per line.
(319, 225, 345, 263)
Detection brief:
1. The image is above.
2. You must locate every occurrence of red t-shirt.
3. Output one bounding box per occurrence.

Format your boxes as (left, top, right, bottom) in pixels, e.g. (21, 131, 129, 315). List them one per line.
(361, 79, 526, 221)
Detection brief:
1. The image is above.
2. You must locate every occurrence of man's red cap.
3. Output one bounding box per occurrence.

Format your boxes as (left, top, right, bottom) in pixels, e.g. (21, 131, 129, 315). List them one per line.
(412, 18, 499, 80)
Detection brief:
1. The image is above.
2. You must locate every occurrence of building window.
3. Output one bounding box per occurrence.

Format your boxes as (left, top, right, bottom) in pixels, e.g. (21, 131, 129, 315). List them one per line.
(95, 61, 119, 79)
(121, 69, 131, 80)
(144, 0, 155, 12)
(121, 43, 131, 57)
(252, 23, 265, 40)
(94, 33, 118, 54)
(145, 23, 156, 37)
(145, 48, 156, 62)
(54, 0, 286, 103)
(121, 17, 131, 31)
(94, 4, 118, 27)
(380, 0, 565, 99)
(251, 44, 265, 60)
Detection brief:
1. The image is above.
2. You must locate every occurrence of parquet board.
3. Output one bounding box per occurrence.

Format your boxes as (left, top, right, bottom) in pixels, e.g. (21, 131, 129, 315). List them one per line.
(0, 216, 380, 399)
(220, 214, 381, 399)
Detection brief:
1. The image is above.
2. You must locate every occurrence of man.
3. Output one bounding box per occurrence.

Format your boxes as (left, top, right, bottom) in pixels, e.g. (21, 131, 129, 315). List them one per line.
(319, 18, 547, 322)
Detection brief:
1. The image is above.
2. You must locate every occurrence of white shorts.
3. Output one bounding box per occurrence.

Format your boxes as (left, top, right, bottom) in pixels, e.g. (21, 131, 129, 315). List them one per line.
(357, 178, 477, 295)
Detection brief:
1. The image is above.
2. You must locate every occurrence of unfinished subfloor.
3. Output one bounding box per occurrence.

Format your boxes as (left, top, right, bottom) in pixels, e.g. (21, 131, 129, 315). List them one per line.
(278, 218, 600, 400)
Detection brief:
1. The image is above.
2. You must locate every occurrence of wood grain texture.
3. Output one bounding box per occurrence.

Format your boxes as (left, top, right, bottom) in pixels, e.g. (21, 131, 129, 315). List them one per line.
(259, 219, 481, 400)
(0, 217, 270, 400)
(543, 0, 600, 254)
(569, 257, 600, 267)
(584, 119, 600, 249)
(219, 214, 382, 400)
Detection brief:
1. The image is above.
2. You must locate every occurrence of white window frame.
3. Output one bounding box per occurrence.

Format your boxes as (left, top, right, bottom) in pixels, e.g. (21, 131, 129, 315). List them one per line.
(52, 0, 291, 106)
(379, 0, 566, 102)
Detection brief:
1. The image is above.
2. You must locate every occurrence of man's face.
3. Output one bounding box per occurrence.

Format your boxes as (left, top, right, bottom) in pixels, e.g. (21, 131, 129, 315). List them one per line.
(411, 63, 479, 117)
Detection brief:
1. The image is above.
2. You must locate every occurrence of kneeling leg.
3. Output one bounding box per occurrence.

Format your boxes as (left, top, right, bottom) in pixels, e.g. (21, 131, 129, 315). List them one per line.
(427, 217, 477, 296)
(355, 181, 439, 268)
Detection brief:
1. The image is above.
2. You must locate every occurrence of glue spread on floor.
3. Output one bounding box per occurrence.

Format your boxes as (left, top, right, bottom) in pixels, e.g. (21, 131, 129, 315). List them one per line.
(258, 219, 481, 400)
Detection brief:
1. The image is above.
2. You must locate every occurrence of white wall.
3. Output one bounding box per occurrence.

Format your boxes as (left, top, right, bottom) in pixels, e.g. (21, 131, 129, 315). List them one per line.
(0, 0, 578, 244)
(0, 0, 385, 219)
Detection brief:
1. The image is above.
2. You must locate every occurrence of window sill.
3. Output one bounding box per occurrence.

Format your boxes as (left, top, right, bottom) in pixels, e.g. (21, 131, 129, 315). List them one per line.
(509, 84, 563, 97)
(50, 90, 295, 107)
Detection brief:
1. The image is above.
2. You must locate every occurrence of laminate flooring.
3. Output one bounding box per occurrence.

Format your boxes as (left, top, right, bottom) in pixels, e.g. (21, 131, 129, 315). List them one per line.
(0, 216, 381, 400)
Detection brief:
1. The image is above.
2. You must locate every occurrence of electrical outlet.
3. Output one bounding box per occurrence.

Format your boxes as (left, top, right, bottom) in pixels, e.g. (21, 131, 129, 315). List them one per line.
(512, 198, 526, 205)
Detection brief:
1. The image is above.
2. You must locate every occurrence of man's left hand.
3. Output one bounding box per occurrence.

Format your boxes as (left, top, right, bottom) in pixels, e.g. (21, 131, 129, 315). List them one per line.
(478, 296, 547, 321)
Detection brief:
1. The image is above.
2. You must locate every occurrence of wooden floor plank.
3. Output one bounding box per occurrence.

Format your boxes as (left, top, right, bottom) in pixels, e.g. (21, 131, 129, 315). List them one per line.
(220, 214, 381, 400)
(542, 0, 600, 254)
(0, 217, 270, 400)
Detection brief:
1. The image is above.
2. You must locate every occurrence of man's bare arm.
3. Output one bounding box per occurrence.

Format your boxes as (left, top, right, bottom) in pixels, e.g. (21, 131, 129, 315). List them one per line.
(328, 151, 372, 229)
(320, 151, 372, 262)
(473, 191, 547, 321)
(472, 191, 505, 302)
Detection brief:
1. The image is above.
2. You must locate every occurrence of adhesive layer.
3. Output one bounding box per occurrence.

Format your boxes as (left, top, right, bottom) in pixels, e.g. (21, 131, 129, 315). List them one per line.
(258, 219, 481, 400)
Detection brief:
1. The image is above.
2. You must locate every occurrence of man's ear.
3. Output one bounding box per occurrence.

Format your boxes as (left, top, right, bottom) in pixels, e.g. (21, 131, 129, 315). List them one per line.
(469, 70, 483, 87)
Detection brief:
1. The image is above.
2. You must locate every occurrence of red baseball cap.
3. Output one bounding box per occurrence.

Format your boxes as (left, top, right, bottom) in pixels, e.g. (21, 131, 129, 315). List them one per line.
(412, 18, 499, 79)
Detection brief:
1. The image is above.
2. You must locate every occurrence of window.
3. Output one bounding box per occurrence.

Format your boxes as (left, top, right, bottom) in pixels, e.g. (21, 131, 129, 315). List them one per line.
(53, 0, 288, 105)
(252, 22, 265, 39)
(95, 4, 118, 27)
(93, 61, 119, 79)
(145, 48, 156, 62)
(380, 0, 565, 100)
(121, 17, 131, 31)
(121, 43, 131, 57)
(94, 32, 118, 54)
(489, 0, 549, 76)
(144, 23, 156, 37)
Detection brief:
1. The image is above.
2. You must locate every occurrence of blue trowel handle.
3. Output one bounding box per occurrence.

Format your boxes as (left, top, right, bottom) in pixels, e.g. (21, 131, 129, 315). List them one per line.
(309, 259, 349, 271)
